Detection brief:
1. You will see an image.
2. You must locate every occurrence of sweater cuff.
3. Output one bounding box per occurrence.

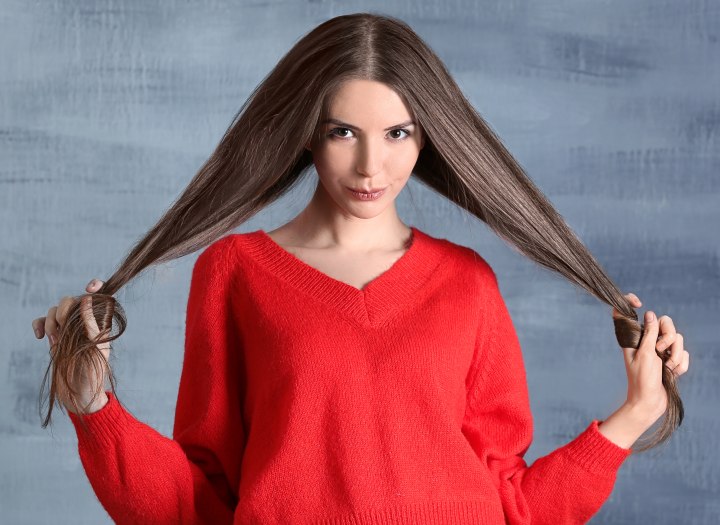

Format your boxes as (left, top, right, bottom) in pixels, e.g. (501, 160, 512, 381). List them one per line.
(67, 390, 131, 451)
(563, 419, 632, 476)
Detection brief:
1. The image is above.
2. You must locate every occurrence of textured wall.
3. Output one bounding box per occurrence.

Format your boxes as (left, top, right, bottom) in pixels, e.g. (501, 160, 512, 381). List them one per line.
(2, 1, 718, 523)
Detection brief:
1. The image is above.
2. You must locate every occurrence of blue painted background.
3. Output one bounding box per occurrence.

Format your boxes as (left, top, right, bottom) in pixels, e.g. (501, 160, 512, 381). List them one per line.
(2, 1, 718, 523)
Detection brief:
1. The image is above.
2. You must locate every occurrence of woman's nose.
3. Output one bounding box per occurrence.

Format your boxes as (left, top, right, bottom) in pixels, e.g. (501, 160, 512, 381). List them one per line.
(356, 141, 383, 176)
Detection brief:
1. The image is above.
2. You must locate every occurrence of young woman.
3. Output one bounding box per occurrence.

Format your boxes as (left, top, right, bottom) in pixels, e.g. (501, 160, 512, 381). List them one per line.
(32, 12, 689, 525)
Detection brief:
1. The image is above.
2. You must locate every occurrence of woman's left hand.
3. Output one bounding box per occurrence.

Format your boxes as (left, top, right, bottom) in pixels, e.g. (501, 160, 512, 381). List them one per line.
(612, 292, 690, 424)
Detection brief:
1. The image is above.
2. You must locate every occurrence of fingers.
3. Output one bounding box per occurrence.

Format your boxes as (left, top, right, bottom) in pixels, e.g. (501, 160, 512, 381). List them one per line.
(625, 292, 642, 307)
(32, 317, 46, 339)
(618, 309, 659, 368)
(656, 315, 677, 354)
(616, 292, 648, 365)
(635, 310, 660, 360)
(620, 308, 655, 366)
(31, 278, 104, 345)
(612, 292, 642, 319)
(664, 332, 686, 375)
(613, 299, 690, 379)
(655, 315, 688, 376)
(44, 306, 59, 347)
(672, 348, 690, 377)
(86, 279, 103, 293)
(80, 295, 101, 339)
(55, 295, 76, 329)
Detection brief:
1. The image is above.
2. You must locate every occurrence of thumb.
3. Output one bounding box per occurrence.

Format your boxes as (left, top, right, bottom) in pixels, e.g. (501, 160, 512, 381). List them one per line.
(80, 295, 101, 340)
(639, 310, 659, 354)
(621, 309, 658, 366)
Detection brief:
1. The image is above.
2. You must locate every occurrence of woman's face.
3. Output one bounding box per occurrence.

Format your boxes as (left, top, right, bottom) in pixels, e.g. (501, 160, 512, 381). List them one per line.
(306, 79, 425, 220)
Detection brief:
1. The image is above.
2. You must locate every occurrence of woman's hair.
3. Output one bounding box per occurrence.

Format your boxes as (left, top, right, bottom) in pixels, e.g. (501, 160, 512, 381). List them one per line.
(42, 12, 682, 451)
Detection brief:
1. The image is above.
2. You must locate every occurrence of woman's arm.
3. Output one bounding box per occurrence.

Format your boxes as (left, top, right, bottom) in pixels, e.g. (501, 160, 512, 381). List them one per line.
(463, 262, 632, 525)
(598, 403, 656, 449)
(67, 236, 245, 525)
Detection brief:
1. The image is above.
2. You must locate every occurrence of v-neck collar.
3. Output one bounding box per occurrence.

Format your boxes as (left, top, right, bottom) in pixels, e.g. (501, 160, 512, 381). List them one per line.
(238, 226, 446, 328)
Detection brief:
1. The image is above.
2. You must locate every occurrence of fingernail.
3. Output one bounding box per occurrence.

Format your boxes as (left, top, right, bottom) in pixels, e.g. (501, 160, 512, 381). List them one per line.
(645, 311, 654, 323)
(49, 335, 56, 345)
(89, 279, 97, 288)
(34, 328, 41, 338)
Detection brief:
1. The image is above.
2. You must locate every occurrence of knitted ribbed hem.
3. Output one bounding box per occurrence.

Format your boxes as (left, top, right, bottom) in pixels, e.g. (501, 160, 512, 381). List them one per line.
(563, 419, 633, 475)
(307, 499, 504, 525)
(67, 390, 130, 451)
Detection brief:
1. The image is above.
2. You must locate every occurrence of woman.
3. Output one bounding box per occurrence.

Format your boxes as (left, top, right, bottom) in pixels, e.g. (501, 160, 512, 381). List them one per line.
(31, 12, 689, 525)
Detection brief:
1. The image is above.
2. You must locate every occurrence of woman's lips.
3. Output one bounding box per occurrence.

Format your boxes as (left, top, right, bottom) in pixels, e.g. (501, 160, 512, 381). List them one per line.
(346, 187, 387, 201)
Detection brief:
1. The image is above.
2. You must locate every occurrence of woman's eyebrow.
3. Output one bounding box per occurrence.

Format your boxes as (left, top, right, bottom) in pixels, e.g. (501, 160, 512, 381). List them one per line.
(321, 118, 416, 131)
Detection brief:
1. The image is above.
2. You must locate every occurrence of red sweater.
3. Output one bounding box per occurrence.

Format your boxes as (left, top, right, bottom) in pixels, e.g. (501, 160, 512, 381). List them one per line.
(68, 226, 632, 524)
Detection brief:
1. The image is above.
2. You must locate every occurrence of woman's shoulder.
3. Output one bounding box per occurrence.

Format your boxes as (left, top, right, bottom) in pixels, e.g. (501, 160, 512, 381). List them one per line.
(193, 233, 242, 265)
(190, 234, 242, 281)
(197, 229, 279, 279)
(417, 228, 497, 282)
(198, 230, 261, 261)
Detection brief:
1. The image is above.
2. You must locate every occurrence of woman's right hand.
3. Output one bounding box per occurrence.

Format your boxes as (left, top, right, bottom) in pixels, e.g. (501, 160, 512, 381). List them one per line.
(31, 279, 111, 414)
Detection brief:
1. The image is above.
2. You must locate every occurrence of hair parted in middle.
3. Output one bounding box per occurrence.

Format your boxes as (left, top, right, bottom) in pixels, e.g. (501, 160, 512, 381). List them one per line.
(43, 11, 682, 452)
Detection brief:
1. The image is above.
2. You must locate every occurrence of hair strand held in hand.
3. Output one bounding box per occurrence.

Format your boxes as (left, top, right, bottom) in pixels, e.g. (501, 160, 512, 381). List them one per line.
(40, 12, 683, 451)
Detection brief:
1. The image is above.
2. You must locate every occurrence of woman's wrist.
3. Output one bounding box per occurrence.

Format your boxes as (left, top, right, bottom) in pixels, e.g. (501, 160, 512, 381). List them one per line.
(63, 390, 109, 415)
(598, 403, 659, 449)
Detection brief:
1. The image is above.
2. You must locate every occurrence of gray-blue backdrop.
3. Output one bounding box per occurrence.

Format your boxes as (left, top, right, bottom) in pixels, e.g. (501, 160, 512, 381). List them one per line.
(2, 1, 718, 523)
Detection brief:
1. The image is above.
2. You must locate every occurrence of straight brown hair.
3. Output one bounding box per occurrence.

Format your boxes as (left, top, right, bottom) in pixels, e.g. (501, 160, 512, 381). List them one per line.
(41, 12, 682, 452)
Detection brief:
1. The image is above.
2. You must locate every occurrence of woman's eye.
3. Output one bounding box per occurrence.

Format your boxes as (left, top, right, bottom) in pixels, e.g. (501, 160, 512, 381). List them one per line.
(328, 128, 411, 141)
(329, 127, 355, 139)
(389, 129, 410, 140)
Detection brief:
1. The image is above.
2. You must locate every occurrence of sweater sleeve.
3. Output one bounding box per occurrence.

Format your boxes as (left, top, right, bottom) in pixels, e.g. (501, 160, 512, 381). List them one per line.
(462, 262, 632, 525)
(67, 235, 245, 525)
